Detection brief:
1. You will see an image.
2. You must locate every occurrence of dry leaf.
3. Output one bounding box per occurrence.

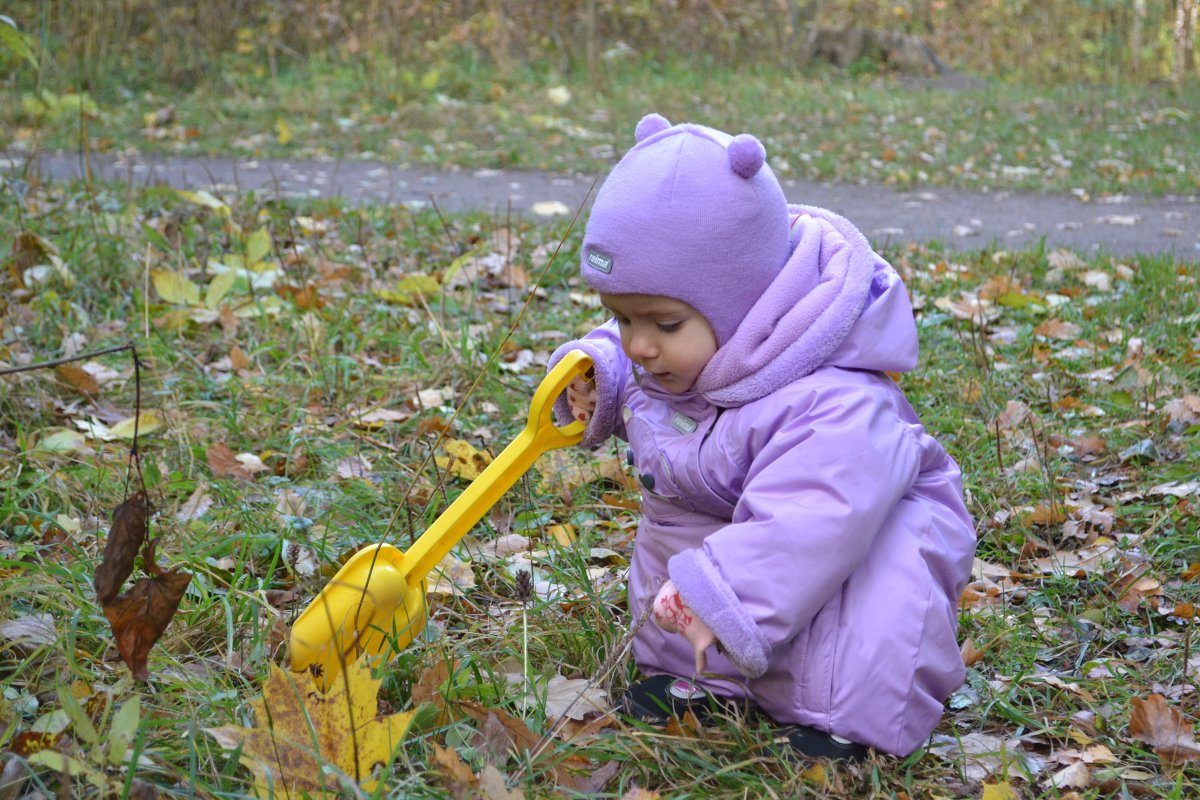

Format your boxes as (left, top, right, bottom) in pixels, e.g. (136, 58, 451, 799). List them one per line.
(436, 439, 493, 480)
(207, 442, 259, 480)
(1050, 760, 1092, 788)
(1034, 318, 1083, 340)
(981, 782, 1020, 800)
(478, 764, 524, 800)
(1128, 694, 1200, 765)
(56, 364, 99, 395)
(432, 744, 478, 797)
(94, 492, 151, 605)
(207, 653, 416, 798)
(102, 553, 192, 682)
(229, 346, 251, 371)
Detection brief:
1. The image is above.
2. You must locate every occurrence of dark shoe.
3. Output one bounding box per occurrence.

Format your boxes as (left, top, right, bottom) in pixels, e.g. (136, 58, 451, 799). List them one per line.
(621, 674, 752, 724)
(775, 724, 869, 762)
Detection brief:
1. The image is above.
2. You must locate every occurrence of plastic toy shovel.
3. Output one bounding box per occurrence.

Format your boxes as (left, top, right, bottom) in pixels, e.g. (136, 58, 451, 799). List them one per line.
(290, 350, 592, 688)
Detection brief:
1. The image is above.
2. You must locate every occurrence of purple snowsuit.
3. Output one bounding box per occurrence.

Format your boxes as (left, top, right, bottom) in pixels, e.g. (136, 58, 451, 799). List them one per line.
(551, 205, 976, 755)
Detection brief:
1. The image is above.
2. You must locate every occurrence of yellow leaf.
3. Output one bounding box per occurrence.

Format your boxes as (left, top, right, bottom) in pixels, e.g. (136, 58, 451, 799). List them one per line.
(75, 411, 164, 442)
(107, 410, 164, 440)
(547, 524, 576, 546)
(435, 439, 493, 481)
(151, 269, 201, 306)
(37, 428, 87, 453)
(276, 117, 293, 145)
(205, 271, 238, 309)
(373, 274, 440, 306)
(982, 781, 1020, 800)
(175, 189, 230, 216)
(206, 653, 416, 798)
(244, 226, 272, 267)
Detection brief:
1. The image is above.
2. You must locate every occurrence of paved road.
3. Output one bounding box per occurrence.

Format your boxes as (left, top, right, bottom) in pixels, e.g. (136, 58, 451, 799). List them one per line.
(10, 150, 1198, 260)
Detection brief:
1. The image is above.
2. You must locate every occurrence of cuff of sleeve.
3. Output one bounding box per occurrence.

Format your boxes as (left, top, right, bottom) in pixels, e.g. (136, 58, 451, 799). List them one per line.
(668, 549, 771, 679)
(548, 339, 621, 449)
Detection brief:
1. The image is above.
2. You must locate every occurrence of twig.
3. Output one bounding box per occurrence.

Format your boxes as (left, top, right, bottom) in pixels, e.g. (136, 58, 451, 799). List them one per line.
(0, 343, 133, 375)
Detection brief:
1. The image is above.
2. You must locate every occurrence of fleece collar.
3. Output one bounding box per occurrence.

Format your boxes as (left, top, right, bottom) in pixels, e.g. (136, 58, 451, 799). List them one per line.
(692, 205, 879, 407)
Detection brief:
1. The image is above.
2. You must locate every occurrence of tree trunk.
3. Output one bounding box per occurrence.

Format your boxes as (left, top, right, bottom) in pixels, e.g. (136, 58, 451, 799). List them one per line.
(1175, 0, 1197, 83)
(1132, 0, 1144, 73)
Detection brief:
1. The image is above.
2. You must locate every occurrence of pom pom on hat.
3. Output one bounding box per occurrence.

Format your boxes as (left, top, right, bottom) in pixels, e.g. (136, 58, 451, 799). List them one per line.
(727, 134, 766, 178)
(580, 113, 790, 346)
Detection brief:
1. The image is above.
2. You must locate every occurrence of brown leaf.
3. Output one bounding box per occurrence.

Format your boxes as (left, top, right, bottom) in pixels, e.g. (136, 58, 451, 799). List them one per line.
(1034, 318, 1083, 340)
(412, 659, 453, 726)
(229, 346, 251, 371)
(102, 561, 192, 681)
(1128, 694, 1200, 765)
(473, 712, 518, 767)
(433, 744, 478, 798)
(478, 764, 524, 800)
(206, 442, 257, 480)
(56, 364, 100, 395)
(94, 492, 151, 604)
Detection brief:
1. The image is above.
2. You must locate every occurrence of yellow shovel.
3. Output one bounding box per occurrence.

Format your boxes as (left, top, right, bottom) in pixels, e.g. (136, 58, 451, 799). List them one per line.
(290, 350, 592, 687)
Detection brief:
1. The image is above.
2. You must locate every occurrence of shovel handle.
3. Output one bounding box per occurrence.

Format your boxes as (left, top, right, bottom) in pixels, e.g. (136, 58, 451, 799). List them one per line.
(399, 350, 592, 584)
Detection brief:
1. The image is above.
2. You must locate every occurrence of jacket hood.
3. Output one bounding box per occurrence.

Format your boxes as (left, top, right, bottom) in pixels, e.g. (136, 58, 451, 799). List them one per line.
(690, 204, 918, 407)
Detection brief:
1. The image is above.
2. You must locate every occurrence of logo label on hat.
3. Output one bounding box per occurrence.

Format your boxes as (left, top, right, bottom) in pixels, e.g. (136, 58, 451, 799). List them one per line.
(587, 249, 613, 274)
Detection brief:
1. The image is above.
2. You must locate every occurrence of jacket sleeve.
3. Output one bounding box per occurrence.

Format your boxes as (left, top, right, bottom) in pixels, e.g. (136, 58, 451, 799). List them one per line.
(547, 318, 630, 448)
(668, 381, 921, 678)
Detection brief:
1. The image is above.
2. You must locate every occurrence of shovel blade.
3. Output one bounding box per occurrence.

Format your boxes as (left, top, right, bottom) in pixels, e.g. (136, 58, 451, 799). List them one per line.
(290, 544, 427, 688)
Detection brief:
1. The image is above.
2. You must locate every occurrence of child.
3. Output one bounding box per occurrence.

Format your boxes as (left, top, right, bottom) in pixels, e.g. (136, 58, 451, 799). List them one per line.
(548, 113, 976, 759)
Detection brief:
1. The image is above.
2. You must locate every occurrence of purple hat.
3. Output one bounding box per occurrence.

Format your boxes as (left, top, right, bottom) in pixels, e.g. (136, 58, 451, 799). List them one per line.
(581, 113, 790, 345)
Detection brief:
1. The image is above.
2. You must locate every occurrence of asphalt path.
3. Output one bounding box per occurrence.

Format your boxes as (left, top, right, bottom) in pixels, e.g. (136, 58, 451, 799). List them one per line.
(10, 150, 1198, 261)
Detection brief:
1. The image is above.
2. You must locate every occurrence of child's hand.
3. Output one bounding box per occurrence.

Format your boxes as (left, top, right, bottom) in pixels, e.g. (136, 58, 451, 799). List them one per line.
(652, 579, 716, 677)
(566, 375, 597, 424)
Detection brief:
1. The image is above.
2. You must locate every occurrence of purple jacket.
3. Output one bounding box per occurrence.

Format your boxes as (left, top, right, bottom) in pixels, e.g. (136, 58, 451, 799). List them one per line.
(550, 205, 976, 755)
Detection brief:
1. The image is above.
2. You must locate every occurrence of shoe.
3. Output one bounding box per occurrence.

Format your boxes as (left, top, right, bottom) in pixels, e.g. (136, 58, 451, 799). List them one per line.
(620, 674, 752, 724)
(622, 675, 868, 762)
(775, 724, 869, 762)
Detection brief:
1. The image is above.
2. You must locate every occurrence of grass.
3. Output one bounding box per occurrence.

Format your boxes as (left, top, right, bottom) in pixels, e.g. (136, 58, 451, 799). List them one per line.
(1, 164, 1199, 798)
(5, 52, 1200, 198)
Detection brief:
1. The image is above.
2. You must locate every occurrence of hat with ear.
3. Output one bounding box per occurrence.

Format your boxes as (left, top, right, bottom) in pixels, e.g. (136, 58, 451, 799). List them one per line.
(581, 112, 790, 346)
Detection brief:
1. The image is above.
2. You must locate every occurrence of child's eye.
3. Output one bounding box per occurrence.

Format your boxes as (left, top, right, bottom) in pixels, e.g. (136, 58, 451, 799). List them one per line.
(657, 321, 683, 333)
(613, 315, 631, 326)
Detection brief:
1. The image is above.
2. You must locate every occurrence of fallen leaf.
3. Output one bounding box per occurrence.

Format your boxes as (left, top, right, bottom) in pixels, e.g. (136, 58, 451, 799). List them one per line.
(525, 675, 611, 721)
(75, 410, 164, 441)
(436, 439, 493, 481)
(176, 482, 213, 522)
(1128, 694, 1200, 765)
(1050, 760, 1092, 788)
(428, 554, 477, 597)
(207, 442, 260, 480)
(981, 781, 1019, 800)
(531, 201, 570, 217)
(478, 764, 524, 800)
(1034, 318, 1083, 340)
(56, 364, 99, 395)
(0, 613, 57, 650)
(229, 346, 251, 371)
(208, 652, 416, 798)
(432, 743, 478, 795)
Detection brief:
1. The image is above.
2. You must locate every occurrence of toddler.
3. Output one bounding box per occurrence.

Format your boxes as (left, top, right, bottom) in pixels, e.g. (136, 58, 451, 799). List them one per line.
(548, 113, 976, 759)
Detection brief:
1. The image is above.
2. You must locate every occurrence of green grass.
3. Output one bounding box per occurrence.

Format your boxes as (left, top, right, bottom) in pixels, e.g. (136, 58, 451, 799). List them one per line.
(1, 173, 1199, 798)
(6, 53, 1200, 198)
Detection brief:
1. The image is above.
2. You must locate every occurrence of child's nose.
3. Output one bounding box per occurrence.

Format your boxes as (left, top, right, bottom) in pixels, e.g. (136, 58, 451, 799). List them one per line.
(628, 329, 657, 360)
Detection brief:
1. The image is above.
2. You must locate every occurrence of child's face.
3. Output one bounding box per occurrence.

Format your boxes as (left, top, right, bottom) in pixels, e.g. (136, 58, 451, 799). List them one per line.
(600, 293, 718, 393)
